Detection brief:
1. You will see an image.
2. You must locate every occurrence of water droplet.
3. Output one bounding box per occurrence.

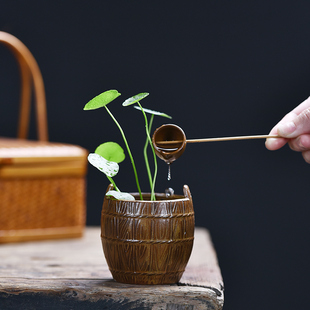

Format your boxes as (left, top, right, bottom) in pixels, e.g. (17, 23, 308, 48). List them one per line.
(165, 187, 174, 198)
(167, 164, 171, 181)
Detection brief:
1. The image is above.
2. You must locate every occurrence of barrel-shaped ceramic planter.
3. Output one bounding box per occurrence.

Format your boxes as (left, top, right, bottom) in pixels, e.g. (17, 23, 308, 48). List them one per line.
(101, 184, 195, 285)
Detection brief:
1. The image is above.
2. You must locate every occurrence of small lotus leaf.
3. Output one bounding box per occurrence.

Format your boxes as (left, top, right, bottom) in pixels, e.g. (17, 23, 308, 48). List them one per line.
(84, 90, 121, 110)
(122, 92, 149, 106)
(106, 190, 135, 201)
(133, 106, 172, 119)
(88, 153, 119, 177)
(95, 142, 125, 163)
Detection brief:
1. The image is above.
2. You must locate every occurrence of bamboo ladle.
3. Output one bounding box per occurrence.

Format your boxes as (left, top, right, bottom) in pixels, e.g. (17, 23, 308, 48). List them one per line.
(152, 124, 279, 164)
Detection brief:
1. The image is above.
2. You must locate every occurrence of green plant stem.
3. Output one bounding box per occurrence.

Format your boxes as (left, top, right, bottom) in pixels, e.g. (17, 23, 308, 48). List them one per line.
(107, 176, 120, 192)
(137, 102, 157, 201)
(143, 114, 154, 190)
(104, 106, 143, 200)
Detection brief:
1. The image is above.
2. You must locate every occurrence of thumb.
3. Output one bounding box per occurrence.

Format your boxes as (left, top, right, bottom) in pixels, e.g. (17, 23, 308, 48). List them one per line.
(278, 108, 310, 138)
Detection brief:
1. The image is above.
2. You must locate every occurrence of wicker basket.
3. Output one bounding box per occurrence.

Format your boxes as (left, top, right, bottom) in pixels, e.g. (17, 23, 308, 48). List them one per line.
(0, 32, 88, 243)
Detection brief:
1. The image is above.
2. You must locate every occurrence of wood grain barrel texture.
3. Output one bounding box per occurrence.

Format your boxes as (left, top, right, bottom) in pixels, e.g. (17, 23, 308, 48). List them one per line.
(101, 185, 195, 285)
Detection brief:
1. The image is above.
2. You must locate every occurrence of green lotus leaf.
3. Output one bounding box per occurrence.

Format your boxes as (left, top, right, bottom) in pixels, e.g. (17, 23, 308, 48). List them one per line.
(84, 90, 121, 110)
(95, 142, 125, 163)
(122, 92, 149, 106)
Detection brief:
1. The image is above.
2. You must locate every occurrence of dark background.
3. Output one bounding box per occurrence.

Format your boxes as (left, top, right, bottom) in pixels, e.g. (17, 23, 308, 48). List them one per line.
(1, 1, 310, 309)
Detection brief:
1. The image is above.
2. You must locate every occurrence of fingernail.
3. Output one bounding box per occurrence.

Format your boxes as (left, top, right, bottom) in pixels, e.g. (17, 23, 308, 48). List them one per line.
(277, 122, 296, 136)
(265, 138, 278, 149)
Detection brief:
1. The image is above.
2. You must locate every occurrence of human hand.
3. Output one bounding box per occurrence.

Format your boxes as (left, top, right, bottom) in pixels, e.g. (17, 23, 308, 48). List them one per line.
(265, 96, 310, 163)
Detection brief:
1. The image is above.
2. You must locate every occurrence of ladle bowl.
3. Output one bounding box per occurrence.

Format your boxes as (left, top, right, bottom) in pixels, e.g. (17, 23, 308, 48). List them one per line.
(152, 124, 187, 164)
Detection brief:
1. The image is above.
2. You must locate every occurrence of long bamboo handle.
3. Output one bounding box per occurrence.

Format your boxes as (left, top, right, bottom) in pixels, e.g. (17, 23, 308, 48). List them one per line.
(187, 134, 279, 143)
(156, 135, 280, 145)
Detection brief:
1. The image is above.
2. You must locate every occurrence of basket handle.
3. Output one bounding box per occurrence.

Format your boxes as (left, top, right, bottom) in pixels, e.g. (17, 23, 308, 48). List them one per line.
(0, 31, 48, 141)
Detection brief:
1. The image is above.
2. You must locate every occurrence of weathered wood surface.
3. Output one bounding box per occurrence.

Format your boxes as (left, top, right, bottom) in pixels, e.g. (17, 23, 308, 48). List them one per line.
(0, 227, 224, 309)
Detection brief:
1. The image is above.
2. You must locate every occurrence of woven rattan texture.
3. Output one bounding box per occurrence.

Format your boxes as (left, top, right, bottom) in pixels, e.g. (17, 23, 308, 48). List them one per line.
(0, 177, 86, 230)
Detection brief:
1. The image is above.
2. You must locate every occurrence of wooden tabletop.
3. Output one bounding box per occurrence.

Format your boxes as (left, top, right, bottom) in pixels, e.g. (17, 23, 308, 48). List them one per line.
(0, 227, 224, 310)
